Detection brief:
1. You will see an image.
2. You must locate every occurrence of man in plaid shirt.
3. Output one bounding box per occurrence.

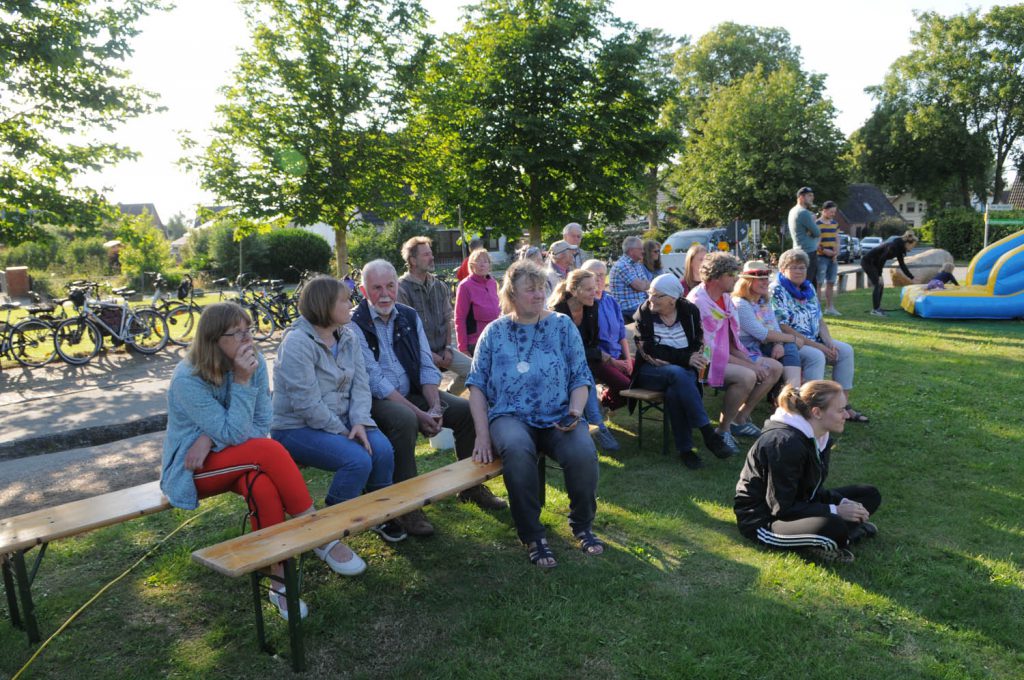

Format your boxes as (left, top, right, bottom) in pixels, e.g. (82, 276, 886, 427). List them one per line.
(609, 235, 653, 324)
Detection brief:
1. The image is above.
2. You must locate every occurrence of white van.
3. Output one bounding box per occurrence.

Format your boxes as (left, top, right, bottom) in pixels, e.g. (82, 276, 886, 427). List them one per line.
(660, 228, 730, 279)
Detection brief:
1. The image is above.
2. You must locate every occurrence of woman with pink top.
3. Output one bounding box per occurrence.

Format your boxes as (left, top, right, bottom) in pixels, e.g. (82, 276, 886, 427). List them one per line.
(455, 249, 501, 355)
(687, 252, 782, 453)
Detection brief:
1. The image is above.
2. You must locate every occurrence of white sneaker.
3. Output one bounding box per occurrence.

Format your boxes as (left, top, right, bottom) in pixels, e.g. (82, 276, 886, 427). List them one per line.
(268, 589, 309, 621)
(826, 307, 842, 316)
(869, 309, 888, 317)
(314, 539, 367, 576)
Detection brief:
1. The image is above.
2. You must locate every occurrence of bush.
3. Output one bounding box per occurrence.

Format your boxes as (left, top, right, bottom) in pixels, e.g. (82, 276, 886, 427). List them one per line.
(260, 229, 332, 281)
(2, 239, 58, 270)
(873, 216, 910, 239)
(60, 236, 109, 274)
(208, 221, 267, 280)
(347, 220, 432, 272)
(924, 208, 984, 259)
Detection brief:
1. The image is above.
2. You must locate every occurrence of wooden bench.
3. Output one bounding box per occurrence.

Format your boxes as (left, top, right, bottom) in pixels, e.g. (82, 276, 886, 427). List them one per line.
(1, 480, 170, 644)
(192, 457, 504, 671)
(837, 269, 866, 292)
(620, 388, 670, 456)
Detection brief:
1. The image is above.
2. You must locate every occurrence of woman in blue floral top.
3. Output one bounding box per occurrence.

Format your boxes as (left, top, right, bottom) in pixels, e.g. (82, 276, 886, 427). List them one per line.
(467, 260, 603, 568)
(769, 249, 866, 423)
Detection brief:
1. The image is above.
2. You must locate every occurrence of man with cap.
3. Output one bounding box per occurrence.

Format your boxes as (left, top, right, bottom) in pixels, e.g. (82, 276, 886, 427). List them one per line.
(545, 239, 577, 297)
(631, 272, 737, 468)
(563, 222, 590, 269)
(788, 187, 821, 288)
(816, 200, 841, 315)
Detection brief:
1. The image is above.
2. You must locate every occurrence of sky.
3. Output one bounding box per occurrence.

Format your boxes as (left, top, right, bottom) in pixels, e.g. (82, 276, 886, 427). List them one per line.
(85, 0, 998, 224)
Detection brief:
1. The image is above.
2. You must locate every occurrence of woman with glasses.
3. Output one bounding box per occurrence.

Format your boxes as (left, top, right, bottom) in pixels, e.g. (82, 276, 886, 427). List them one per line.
(162, 302, 319, 621)
(770, 249, 866, 423)
(271, 276, 396, 575)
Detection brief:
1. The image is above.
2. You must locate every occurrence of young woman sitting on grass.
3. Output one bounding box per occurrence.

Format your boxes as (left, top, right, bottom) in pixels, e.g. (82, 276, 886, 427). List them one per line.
(733, 380, 881, 563)
(162, 302, 328, 621)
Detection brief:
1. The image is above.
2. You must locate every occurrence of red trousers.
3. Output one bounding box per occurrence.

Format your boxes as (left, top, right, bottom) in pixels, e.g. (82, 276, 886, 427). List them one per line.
(594, 362, 632, 410)
(193, 438, 312, 531)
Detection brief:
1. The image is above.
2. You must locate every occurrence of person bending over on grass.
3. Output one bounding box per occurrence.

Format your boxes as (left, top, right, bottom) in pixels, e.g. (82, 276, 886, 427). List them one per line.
(688, 252, 783, 449)
(631, 274, 737, 469)
(467, 260, 603, 569)
(162, 302, 326, 621)
(550, 269, 620, 453)
(769, 248, 866, 423)
(861, 230, 917, 316)
(271, 276, 397, 574)
(734, 380, 881, 563)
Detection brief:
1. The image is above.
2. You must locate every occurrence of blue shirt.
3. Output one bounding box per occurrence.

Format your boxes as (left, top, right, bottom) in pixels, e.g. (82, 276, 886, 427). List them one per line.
(162, 355, 272, 510)
(596, 293, 626, 359)
(609, 255, 652, 313)
(356, 305, 441, 399)
(466, 313, 592, 428)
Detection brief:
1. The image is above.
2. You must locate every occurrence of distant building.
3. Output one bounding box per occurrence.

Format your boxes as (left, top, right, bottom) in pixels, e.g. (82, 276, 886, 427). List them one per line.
(836, 184, 904, 237)
(117, 203, 164, 236)
(887, 191, 927, 229)
(1009, 170, 1024, 210)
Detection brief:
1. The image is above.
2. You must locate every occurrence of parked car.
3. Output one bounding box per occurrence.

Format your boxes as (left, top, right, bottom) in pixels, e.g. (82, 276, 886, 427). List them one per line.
(860, 236, 883, 254)
(661, 228, 730, 279)
(838, 234, 853, 263)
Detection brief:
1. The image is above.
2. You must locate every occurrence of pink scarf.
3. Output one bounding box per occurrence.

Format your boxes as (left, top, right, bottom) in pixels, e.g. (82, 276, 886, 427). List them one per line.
(686, 284, 747, 388)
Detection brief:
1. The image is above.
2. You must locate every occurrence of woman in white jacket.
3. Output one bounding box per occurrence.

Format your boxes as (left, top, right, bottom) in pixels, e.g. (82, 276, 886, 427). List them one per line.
(272, 276, 396, 575)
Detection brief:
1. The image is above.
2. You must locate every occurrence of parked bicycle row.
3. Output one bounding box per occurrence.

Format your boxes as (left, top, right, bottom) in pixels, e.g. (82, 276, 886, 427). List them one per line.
(0, 267, 338, 368)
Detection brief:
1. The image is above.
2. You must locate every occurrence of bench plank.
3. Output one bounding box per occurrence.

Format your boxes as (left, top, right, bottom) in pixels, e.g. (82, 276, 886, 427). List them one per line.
(0, 481, 169, 555)
(193, 458, 503, 578)
(620, 388, 664, 402)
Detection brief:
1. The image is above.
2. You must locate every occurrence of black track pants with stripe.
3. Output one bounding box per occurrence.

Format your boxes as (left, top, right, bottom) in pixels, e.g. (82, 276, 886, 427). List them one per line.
(753, 484, 881, 552)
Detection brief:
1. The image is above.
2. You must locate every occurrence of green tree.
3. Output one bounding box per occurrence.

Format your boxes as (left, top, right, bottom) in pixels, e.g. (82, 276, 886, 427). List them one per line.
(182, 0, 429, 276)
(117, 213, 173, 288)
(1, 0, 161, 244)
(849, 96, 991, 207)
(672, 65, 848, 227)
(880, 6, 1024, 199)
(410, 0, 674, 244)
(164, 212, 189, 240)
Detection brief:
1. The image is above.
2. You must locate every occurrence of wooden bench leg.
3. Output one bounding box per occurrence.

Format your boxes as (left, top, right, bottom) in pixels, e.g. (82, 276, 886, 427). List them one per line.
(283, 558, 305, 672)
(250, 572, 269, 654)
(660, 403, 670, 456)
(3, 556, 22, 630)
(636, 403, 644, 452)
(10, 550, 41, 644)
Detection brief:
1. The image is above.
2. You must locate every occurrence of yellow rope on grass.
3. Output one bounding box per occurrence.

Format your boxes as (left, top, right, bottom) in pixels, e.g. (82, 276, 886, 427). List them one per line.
(12, 506, 216, 680)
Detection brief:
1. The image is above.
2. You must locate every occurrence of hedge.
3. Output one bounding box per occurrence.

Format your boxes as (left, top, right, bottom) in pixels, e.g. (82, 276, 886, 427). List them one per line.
(924, 208, 1024, 260)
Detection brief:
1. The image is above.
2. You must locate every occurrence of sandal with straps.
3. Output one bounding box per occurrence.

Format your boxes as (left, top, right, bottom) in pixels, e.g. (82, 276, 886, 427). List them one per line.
(845, 407, 869, 423)
(527, 539, 557, 568)
(575, 530, 605, 556)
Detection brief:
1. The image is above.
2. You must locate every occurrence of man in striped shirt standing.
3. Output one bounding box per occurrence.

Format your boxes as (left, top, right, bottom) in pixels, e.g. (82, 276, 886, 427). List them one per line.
(816, 200, 841, 315)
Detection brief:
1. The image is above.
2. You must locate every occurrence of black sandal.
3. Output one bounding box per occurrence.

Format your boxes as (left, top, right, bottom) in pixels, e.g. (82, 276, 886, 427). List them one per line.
(527, 539, 557, 568)
(575, 530, 605, 556)
(845, 407, 869, 423)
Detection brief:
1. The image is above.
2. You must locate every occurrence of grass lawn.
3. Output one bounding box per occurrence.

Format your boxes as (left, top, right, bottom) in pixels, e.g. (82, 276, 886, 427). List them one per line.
(2, 288, 1023, 679)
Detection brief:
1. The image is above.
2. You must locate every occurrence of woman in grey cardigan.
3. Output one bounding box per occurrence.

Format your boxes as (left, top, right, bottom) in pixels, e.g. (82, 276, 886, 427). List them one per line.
(272, 276, 396, 575)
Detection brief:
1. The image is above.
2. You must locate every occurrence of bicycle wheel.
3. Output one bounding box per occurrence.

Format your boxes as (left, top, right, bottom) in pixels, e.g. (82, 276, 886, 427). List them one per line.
(54, 318, 102, 365)
(248, 303, 275, 340)
(164, 304, 201, 346)
(126, 308, 169, 353)
(10, 318, 57, 367)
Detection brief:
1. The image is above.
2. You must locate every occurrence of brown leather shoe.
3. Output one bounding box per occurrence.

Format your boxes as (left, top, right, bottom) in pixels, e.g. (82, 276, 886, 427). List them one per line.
(458, 484, 509, 510)
(398, 509, 435, 537)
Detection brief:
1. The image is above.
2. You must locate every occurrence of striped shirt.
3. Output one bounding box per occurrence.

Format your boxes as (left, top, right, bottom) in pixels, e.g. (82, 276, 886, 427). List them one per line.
(817, 220, 838, 256)
(653, 320, 689, 349)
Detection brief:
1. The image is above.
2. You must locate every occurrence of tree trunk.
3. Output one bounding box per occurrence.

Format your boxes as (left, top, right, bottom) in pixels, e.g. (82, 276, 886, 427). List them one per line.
(527, 174, 543, 245)
(646, 166, 659, 232)
(334, 227, 348, 277)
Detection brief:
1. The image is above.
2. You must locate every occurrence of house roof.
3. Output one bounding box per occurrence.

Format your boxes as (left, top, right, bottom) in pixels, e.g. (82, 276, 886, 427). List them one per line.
(117, 203, 163, 229)
(838, 184, 903, 225)
(1009, 170, 1024, 210)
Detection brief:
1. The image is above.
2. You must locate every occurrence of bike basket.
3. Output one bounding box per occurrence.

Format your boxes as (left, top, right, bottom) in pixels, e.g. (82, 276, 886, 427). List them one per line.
(98, 306, 124, 333)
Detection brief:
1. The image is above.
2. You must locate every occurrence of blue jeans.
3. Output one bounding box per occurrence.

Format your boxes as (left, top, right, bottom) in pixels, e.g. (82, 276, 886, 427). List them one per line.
(489, 416, 599, 544)
(583, 377, 605, 429)
(271, 427, 394, 506)
(634, 363, 711, 454)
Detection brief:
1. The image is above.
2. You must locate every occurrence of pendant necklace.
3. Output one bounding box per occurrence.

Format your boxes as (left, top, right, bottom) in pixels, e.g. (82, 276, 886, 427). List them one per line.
(513, 316, 542, 374)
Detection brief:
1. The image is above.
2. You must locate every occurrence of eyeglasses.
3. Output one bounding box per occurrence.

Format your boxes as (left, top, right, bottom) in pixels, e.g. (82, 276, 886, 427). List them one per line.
(221, 327, 254, 340)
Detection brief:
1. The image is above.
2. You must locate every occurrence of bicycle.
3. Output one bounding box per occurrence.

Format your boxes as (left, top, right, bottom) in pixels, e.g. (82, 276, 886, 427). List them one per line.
(147, 273, 203, 347)
(0, 301, 57, 368)
(53, 285, 169, 365)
